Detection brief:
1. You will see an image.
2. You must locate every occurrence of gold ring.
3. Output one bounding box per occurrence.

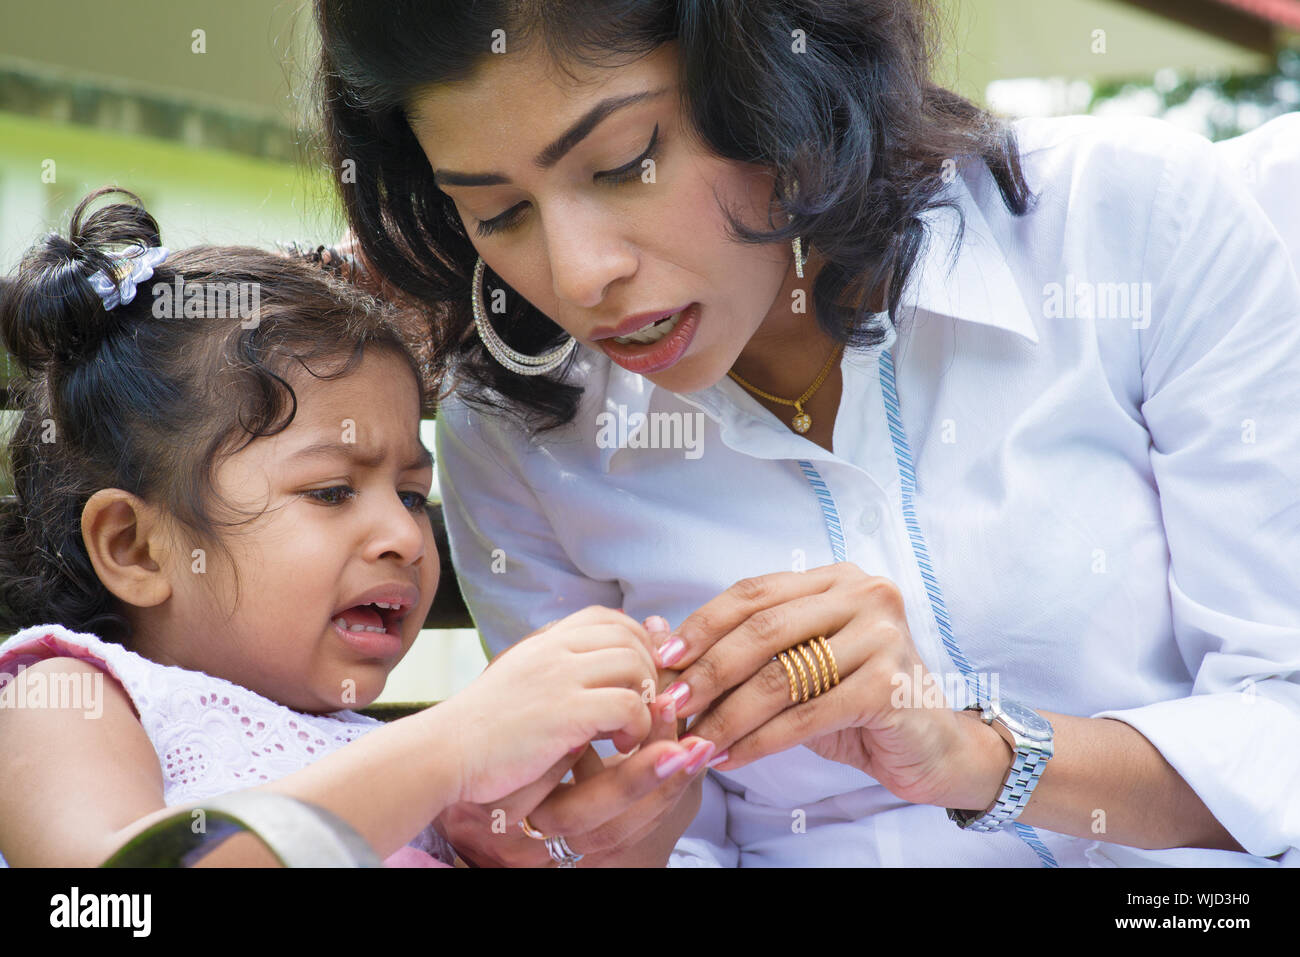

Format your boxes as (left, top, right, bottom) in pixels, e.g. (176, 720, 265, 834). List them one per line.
(817, 635, 840, 687)
(807, 638, 832, 693)
(519, 816, 546, 840)
(795, 642, 826, 696)
(798, 642, 823, 695)
(790, 642, 821, 696)
(788, 648, 811, 703)
(780, 649, 808, 703)
(776, 638, 838, 703)
(776, 651, 800, 704)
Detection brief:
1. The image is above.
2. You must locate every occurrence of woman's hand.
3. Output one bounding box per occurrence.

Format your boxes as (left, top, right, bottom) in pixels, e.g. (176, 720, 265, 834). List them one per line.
(658, 562, 996, 810)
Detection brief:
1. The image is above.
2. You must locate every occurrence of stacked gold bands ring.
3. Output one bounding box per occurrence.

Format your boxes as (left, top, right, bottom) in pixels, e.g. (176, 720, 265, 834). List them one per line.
(776, 636, 840, 704)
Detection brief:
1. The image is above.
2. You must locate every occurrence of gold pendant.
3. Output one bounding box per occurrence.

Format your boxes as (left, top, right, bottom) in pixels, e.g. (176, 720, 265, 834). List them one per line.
(792, 411, 812, 433)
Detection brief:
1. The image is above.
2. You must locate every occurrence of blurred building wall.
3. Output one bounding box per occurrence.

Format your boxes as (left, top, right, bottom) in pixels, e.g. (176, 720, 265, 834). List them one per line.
(0, 0, 332, 272)
(935, 0, 1275, 99)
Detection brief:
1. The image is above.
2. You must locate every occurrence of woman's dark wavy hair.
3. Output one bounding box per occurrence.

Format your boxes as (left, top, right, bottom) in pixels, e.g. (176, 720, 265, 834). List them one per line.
(0, 187, 430, 645)
(315, 0, 1034, 434)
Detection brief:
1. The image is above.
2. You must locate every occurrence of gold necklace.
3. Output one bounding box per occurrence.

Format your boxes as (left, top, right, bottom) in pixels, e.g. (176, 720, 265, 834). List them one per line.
(727, 342, 845, 434)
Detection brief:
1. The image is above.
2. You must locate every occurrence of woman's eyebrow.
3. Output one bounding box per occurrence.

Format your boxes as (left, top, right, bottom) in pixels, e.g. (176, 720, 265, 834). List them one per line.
(432, 86, 669, 188)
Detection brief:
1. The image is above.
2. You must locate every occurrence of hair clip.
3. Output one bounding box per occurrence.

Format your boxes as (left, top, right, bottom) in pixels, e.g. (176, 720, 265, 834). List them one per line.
(85, 244, 169, 311)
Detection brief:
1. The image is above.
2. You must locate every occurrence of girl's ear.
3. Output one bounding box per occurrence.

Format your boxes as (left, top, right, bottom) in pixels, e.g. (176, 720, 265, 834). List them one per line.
(80, 489, 173, 609)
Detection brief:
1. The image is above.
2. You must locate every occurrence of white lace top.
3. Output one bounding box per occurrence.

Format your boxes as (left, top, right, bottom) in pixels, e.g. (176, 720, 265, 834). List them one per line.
(0, 623, 453, 867)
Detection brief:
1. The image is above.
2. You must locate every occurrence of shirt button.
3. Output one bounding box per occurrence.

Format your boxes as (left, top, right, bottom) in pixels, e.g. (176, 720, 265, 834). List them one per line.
(858, 504, 882, 535)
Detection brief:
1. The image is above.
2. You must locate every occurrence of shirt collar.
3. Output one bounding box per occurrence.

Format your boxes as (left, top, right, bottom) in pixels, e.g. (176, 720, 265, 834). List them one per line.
(590, 174, 1038, 472)
(904, 175, 1040, 345)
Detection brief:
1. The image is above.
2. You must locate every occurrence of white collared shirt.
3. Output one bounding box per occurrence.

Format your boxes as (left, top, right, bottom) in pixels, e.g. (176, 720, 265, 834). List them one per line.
(1215, 112, 1299, 269)
(434, 113, 1300, 867)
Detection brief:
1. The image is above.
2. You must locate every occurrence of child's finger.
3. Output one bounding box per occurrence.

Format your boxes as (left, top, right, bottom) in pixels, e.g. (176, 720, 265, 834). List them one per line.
(560, 625, 658, 684)
(609, 724, 649, 754)
(601, 690, 677, 755)
(571, 643, 658, 695)
(568, 607, 665, 666)
(578, 687, 654, 757)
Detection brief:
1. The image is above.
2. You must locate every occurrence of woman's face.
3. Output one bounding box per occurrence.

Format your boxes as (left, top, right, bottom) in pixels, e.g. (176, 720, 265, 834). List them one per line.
(408, 41, 806, 394)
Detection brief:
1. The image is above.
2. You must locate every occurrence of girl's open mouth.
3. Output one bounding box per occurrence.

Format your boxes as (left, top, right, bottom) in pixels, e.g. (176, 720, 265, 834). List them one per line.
(331, 602, 406, 659)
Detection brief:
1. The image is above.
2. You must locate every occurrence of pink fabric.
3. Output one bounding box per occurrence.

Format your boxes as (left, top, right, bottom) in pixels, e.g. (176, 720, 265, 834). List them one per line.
(383, 845, 452, 868)
(0, 631, 139, 716)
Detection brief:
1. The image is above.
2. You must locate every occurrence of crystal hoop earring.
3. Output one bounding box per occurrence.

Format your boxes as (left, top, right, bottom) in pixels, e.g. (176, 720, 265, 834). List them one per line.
(472, 257, 577, 376)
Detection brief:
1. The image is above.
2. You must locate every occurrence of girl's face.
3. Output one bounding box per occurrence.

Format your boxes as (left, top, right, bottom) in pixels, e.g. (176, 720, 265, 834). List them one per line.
(153, 348, 439, 714)
(408, 40, 807, 395)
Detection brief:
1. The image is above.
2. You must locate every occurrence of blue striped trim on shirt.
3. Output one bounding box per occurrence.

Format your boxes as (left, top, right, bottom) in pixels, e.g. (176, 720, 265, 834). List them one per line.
(795, 460, 847, 562)
(877, 351, 981, 699)
(793, 348, 1060, 869)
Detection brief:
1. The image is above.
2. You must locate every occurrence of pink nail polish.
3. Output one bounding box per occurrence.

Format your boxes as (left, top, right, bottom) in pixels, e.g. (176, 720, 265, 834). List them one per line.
(685, 740, 716, 774)
(657, 638, 685, 668)
(664, 681, 690, 708)
(655, 748, 691, 779)
(706, 750, 729, 769)
(659, 696, 677, 723)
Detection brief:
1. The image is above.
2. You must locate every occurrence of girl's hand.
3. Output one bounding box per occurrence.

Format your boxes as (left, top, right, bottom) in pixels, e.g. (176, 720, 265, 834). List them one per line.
(436, 689, 712, 867)
(659, 562, 985, 809)
(439, 606, 661, 807)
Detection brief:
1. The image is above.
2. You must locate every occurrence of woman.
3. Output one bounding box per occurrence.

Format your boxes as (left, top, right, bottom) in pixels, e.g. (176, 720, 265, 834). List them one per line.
(315, 0, 1300, 866)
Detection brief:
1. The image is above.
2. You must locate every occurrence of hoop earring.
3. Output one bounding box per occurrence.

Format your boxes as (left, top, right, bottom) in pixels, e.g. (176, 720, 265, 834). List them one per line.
(472, 256, 577, 376)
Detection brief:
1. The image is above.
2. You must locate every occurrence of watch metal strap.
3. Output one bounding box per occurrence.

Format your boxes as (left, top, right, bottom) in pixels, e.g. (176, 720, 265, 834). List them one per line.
(949, 735, 1050, 832)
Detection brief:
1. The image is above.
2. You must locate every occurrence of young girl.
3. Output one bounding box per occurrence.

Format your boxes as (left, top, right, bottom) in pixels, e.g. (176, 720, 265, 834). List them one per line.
(0, 188, 716, 868)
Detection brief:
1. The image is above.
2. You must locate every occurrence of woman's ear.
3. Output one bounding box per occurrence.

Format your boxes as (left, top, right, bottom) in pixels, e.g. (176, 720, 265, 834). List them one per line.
(80, 489, 174, 609)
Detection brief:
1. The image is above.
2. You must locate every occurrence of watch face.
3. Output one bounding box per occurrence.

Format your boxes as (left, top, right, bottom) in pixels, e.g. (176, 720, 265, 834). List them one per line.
(999, 699, 1053, 739)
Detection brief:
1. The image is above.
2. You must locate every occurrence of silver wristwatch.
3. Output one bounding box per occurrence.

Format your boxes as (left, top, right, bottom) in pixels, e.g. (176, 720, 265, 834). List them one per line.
(946, 697, 1054, 832)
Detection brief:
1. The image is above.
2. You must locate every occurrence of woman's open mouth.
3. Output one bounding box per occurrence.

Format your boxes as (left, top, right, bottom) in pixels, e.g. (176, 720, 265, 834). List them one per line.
(598, 303, 701, 375)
